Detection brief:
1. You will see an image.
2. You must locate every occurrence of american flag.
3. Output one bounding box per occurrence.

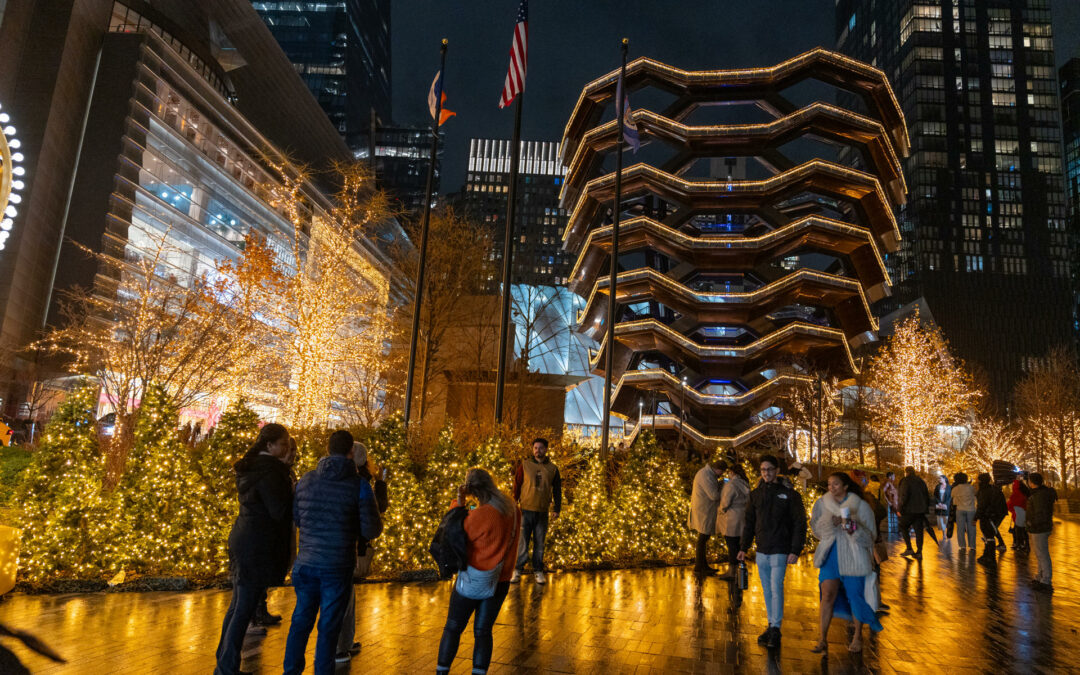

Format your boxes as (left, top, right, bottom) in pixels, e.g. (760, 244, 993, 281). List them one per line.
(498, 0, 529, 108)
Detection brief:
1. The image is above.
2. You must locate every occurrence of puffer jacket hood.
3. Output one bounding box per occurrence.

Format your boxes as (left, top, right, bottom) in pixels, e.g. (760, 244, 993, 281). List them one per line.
(316, 454, 358, 481)
(235, 453, 287, 494)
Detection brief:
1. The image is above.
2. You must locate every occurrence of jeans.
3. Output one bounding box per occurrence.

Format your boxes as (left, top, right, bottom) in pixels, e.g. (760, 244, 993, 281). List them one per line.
(336, 583, 356, 654)
(694, 533, 711, 571)
(516, 510, 549, 572)
(899, 513, 924, 552)
(1031, 532, 1052, 584)
(214, 582, 266, 675)
(283, 565, 354, 675)
(956, 510, 976, 548)
(886, 510, 898, 534)
(755, 553, 789, 628)
(436, 581, 511, 674)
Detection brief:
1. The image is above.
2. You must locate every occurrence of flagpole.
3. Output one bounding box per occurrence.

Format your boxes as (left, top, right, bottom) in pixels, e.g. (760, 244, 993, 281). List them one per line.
(403, 38, 448, 430)
(494, 94, 524, 425)
(600, 38, 630, 467)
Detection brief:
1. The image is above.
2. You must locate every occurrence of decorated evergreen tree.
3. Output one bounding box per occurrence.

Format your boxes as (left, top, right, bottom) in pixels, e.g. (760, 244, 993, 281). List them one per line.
(425, 424, 465, 515)
(612, 432, 692, 562)
(465, 433, 513, 493)
(17, 385, 117, 581)
(192, 399, 261, 573)
(546, 448, 612, 567)
(365, 414, 438, 572)
(116, 383, 215, 574)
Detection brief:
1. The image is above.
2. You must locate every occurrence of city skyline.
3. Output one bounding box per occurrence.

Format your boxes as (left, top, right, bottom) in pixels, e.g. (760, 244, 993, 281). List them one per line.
(392, 0, 1080, 194)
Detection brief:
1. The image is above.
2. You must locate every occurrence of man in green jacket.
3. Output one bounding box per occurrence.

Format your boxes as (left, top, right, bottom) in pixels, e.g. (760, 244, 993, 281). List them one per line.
(511, 438, 562, 584)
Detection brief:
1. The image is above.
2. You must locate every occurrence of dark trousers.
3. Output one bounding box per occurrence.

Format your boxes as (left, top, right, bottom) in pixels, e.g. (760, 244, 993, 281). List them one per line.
(694, 532, 711, 571)
(283, 564, 353, 675)
(214, 581, 266, 675)
(436, 581, 511, 674)
(724, 536, 741, 564)
(516, 510, 549, 572)
(978, 518, 999, 557)
(899, 513, 924, 552)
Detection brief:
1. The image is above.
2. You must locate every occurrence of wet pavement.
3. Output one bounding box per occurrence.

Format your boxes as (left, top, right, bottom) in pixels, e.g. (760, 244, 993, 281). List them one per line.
(3, 517, 1079, 674)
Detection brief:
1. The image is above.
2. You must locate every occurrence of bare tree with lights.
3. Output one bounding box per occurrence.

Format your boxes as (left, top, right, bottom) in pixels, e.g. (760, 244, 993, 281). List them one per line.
(1014, 346, 1079, 489)
(867, 312, 980, 472)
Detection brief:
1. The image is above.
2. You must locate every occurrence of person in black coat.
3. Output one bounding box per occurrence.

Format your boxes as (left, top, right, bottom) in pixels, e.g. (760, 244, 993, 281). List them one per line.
(214, 423, 293, 675)
(736, 454, 807, 649)
(897, 466, 930, 559)
(975, 472, 1008, 565)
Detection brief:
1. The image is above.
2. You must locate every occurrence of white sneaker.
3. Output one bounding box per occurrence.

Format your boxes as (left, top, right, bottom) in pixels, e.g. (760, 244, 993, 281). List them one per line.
(534, 570, 547, 584)
(510, 569, 521, 583)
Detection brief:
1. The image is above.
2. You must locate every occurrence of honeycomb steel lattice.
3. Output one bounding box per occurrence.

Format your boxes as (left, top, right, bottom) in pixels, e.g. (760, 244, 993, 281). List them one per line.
(561, 48, 909, 449)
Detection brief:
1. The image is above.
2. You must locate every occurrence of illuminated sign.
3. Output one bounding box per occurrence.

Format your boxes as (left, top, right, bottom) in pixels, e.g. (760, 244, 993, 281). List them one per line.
(0, 101, 24, 251)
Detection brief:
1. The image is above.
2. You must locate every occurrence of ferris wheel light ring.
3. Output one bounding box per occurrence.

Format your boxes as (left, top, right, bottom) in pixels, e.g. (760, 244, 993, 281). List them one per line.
(0, 103, 24, 252)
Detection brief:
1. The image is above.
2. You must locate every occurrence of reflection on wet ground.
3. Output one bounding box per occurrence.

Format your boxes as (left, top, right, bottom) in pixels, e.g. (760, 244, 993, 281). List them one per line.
(3, 518, 1078, 673)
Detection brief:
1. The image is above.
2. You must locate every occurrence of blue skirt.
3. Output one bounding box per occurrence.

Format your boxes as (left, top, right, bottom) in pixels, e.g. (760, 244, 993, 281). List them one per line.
(818, 543, 884, 632)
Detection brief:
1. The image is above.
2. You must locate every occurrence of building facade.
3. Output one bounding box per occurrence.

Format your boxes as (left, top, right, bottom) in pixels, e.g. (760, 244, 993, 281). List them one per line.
(561, 50, 908, 449)
(353, 125, 439, 220)
(835, 0, 1072, 399)
(0, 0, 390, 418)
(253, 1, 392, 148)
(456, 138, 572, 290)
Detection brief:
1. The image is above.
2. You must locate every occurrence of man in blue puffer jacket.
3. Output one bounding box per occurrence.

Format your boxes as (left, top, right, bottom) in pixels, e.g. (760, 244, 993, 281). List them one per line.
(283, 430, 383, 675)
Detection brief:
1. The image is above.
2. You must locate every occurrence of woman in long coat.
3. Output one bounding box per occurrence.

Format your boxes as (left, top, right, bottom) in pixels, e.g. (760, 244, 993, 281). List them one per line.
(718, 463, 750, 576)
(214, 423, 293, 675)
(688, 461, 724, 576)
(810, 472, 883, 654)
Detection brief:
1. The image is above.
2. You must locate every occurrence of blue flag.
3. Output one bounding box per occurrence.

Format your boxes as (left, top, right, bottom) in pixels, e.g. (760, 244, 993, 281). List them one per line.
(615, 72, 640, 152)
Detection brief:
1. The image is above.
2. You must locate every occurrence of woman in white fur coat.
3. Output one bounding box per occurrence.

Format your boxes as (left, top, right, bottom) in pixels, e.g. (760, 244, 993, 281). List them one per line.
(809, 472, 884, 654)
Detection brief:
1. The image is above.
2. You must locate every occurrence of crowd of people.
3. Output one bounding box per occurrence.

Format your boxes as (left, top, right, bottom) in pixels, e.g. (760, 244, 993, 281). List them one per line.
(690, 454, 1063, 654)
(212, 427, 1062, 673)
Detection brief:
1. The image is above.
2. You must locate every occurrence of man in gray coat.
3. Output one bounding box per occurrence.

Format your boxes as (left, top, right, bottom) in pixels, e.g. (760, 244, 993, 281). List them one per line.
(689, 460, 726, 576)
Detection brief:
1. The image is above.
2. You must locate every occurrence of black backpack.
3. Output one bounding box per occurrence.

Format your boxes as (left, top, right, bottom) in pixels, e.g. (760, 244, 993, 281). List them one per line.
(429, 506, 470, 580)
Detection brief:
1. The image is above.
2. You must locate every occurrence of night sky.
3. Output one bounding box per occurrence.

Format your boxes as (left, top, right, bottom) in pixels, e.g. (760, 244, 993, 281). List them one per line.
(392, 0, 1080, 194)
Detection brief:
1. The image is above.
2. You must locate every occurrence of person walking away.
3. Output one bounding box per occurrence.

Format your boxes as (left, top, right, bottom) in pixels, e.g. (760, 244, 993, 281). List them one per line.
(974, 472, 1006, 566)
(1007, 476, 1030, 552)
(689, 459, 726, 576)
(933, 475, 951, 535)
(810, 473, 883, 654)
(437, 468, 521, 675)
(215, 424, 293, 675)
(897, 467, 930, 560)
(511, 438, 561, 584)
(719, 463, 751, 582)
(1025, 472, 1058, 592)
(882, 472, 899, 535)
(336, 441, 390, 663)
(951, 473, 977, 551)
(737, 454, 807, 649)
(284, 430, 383, 675)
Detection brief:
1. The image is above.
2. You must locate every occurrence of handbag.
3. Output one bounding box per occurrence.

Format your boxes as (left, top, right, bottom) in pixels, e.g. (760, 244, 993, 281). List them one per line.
(454, 562, 503, 600)
(864, 570, 880, 612)
(946, 504, 956, 538)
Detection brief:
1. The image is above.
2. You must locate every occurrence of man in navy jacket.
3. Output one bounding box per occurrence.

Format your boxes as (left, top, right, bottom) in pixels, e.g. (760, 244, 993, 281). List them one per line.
(283, 430, 383, 675)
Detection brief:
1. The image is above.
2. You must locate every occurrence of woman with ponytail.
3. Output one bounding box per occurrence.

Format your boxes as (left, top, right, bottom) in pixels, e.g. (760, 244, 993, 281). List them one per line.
(215, 423, 293, 675)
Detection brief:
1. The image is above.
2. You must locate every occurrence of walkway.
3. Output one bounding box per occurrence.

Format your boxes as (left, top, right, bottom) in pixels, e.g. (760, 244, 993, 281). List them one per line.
(3, 519, 1078, 673)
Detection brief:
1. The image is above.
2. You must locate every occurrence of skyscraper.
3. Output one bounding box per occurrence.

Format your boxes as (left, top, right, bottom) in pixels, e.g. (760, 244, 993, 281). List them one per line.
(456, 138, 571, 290)
(835, 0, 1072, 400)
(1061, 57, 1080, 231)
(353, 125, 440, 220)
(253, 1, 392, 146)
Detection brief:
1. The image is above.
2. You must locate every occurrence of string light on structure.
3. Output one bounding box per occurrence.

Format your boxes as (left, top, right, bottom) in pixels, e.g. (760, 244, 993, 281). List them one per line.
(0, 101, 26, 251)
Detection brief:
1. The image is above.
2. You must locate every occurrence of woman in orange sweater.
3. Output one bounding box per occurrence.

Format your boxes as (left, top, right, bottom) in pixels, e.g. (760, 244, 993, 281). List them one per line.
(436, 468, 521, 675)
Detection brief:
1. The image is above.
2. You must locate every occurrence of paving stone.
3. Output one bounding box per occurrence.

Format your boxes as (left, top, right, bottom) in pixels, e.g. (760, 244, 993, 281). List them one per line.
(1, 519, 1078, 673)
